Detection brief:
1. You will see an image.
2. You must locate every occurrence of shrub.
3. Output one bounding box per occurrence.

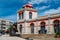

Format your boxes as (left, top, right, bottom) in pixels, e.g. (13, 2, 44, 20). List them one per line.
(56, 31, 60, 35)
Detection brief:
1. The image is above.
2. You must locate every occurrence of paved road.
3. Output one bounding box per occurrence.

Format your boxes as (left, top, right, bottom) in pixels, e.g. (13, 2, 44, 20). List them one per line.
(0, 34, 26, 40)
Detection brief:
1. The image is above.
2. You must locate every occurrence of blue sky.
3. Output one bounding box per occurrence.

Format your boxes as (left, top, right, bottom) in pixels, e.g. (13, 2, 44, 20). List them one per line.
(0, 0, 60, 22)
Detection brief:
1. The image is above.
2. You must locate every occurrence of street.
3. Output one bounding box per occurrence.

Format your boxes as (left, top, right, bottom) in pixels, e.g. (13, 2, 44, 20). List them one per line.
(0, 34, 26, 40)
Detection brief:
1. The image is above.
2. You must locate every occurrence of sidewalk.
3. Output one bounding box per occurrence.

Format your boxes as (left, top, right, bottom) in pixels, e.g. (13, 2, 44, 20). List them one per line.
(0, 34, 26, 40)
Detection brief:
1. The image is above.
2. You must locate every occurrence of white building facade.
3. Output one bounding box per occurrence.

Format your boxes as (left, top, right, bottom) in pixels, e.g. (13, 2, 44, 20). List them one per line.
(17, 4, 60, 34)
(0, 18, 13, 32)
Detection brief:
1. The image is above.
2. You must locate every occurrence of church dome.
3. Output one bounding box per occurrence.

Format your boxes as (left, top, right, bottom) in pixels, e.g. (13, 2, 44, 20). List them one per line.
(22, 4, 33, 8)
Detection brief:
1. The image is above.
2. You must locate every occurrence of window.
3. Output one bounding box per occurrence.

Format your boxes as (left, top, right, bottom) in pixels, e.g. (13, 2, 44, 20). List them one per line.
(22, 12, 24, 19)
(1, 20, 6, 25)
(19, 12, 24, 19)
(2, 27, 5, 29)
(29, 12, 32, 19)
(19, 15, 21, 19)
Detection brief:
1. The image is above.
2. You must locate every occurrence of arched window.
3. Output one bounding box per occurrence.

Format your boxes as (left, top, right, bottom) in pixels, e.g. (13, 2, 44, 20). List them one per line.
(29, 12, 32, 19)
(30, 23, 34, 34)
(19, 14, 21, 19)
(19, 12, 24, 19)
(19, 24, 22, 33)
(53, 20, 60, 33)
(39, 22, 47, 34)
(22, 12, 24, 19)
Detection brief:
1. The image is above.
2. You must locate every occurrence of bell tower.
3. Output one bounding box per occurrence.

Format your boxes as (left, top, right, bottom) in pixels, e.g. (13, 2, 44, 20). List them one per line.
(17, 3, 37, 20)
(17, 4, 38, 34)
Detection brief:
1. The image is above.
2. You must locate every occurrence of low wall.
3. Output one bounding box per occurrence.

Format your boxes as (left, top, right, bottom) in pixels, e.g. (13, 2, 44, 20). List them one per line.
(21, 34, 55, 39)
(33, 38, 60, 40)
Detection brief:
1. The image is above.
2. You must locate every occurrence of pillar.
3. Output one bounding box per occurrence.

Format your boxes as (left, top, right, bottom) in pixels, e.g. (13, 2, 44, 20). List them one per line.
(35, 20, 38, 34)
(24, 20, 26, 34)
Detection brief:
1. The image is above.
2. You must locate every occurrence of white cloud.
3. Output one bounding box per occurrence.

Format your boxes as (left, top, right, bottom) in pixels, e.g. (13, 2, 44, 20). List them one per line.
(35, 5, 50, 10)
(44, 7, 60, 15)
(28, 0, 60, 5)
(4, 14, 17, 22)
(28, 0, 47, 5)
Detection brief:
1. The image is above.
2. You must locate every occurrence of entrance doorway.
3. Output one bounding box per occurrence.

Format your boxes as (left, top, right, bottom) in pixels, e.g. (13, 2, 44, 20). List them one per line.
(19, 24, 22, 33)
(53, 20, 60, 33)
(39, 22, 47, 34)
(30, 23, 34, 34)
